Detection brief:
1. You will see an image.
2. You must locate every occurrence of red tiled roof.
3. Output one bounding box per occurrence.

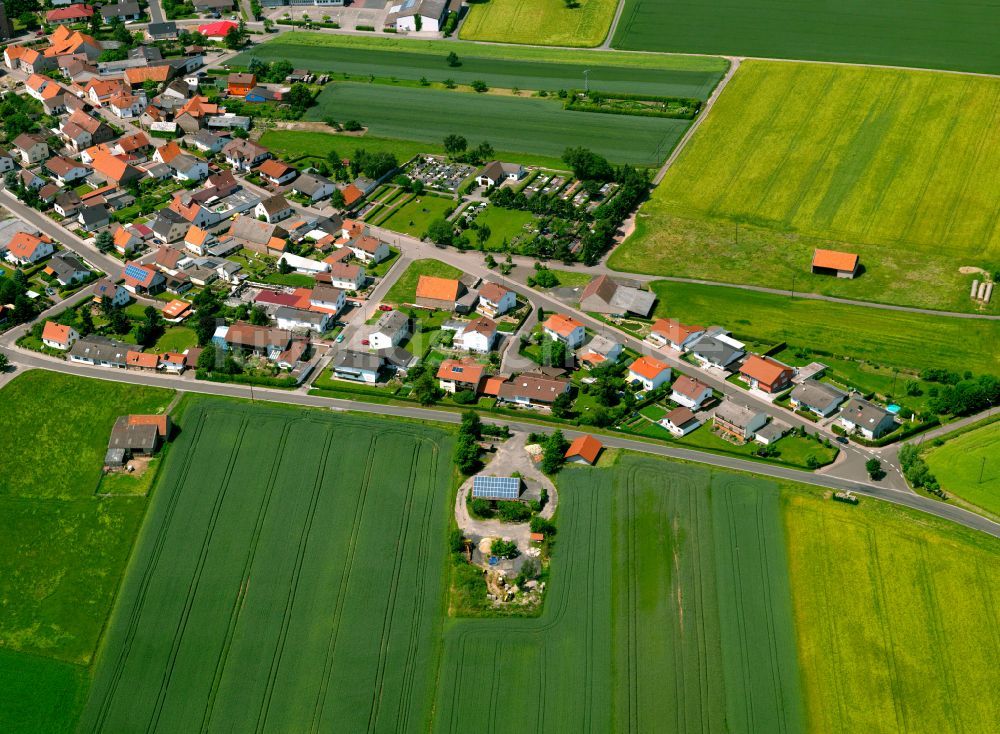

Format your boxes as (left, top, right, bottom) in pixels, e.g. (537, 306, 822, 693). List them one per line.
(42, 320, 72, 344)
(436, 358, 485, 385)
(739, 355, 792, 386)
(812, 248, 859, 272)
(416, 275, 460, 302)
(628, 355, 670, 381)
(564, 434, 602, 464)
(543, 313, 583, 338)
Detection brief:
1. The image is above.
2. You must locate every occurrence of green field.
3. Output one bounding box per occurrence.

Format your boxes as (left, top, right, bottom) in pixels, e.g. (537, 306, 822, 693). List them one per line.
(471, 205, 536, 248)
(649, 281, 1000, 377)
(460, 0, 618, 48)
(925, 420, 1000, 516)
(380, 195, 454, 237)
(612, 0, 1000, 74)
(236, 32, 726, 98)
(785, 490, 1000, 732)
(305, 82, 689, 165)
(613, 61, 1000, 313)
(435, 457, 803, 731)
(79, 400, 454, 733)
(260, 129, 568, 171)
(152, 325, 197, 353)
(0, 371, 173, 733)
(384, 258, 463, 304)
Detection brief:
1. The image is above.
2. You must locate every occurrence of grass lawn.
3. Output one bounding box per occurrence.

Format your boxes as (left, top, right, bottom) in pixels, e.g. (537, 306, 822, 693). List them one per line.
(151, 326, 197, 353)
(305, 82, 689, 166)
(0, 649, 87, 734)
(262, 271, 316, 288)
(673, 425, 838, 470)
(925, 420, 1000, 517)
(384, 258, 463, 304)
(473, 205, 536, 249)
(380, 195, 455, 238)
(784, 489, 1000, 732)
(648, 281, 1000, 377)
(367, 247, 401, 278)
(79, 398, 455, 733)
(611, 61, 1000, 314)
(613, 0, 1000, 75)
(260, 129, 568, 171)
(549, 268, 594, 288)
(235, 32, 727, 97)
(460, 0, 618, 48)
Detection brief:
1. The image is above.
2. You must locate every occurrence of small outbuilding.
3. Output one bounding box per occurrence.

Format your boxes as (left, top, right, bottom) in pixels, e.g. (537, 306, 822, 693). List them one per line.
(812, 249, 859, 278)
(564, 434, 603, 465)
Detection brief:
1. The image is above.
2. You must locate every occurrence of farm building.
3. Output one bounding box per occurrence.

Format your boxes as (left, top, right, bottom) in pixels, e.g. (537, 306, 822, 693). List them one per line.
(564, 434, 602, 465)
(386, 0, 448, 32)
(105, 414, 172, 467)
(472, 475, 522, 500)
(415, 275, 465, 310)
(580, 275, 656, 318)
(812, 249, 859, 278)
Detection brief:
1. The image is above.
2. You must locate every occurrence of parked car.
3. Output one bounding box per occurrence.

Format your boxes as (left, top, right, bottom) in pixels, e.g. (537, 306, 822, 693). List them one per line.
(335, 333, 344, 343)
(378, 304, 392, 311)
(361, 339, 369, 346)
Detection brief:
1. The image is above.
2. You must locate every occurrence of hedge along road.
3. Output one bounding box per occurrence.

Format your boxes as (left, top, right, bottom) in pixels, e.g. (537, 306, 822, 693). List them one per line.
(233, 33, 728, 98)
(305, 83, 688, 165)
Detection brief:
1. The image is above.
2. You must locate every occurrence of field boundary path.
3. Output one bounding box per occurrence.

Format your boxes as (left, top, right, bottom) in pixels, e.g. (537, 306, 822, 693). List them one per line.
(600, 0, 629, 50)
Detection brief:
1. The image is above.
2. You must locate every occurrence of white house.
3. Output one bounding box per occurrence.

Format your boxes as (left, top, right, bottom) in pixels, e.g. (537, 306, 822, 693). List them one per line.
(274, 306, 330, 333)
(278, 252, 330, 275)
(714, 400, 768, 442)
(457, 315, 497, 353)
(387, 0, 448, 32)
(369, 310, 410, 350)
(324, 262, 365, 291)
(93, 278, 130, 308)
(477, 281, 517, 318)
(542, 313, 586, 348)
(839, 397, 897, 440)
(255, 194, 294, 224)
(309, 284, 345, 315)
(670, 375, 713, 410)
(5, 232, 55, 265)
(660, 407, 701, 437)
(648, 319, 705, 351)
(347, 234, 391, 264)
(627, 356, 672, 391)
(169, 154, 209, 182)
(333, 350, 382, 383)
(41, 321, 78, 350)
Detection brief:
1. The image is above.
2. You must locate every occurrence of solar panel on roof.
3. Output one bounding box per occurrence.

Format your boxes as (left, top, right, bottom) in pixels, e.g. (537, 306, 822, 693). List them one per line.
(472, 475, 521, 500)
(124, 264, 148, 281)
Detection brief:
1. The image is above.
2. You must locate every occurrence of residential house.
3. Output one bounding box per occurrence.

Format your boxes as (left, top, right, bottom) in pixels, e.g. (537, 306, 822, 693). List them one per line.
(689, 329, 745, 370)
(648, 319, 705, 351)
(627, 355, 672, 391)
(436, 358, 486, 394)
(46, 4, 94, 24)
(277, 252, 329, 275)
(738, 354, 795, 394)
(13, 133, 48, 165)
(227, 216, 288, 255)
(670, 375, 713, 410)
(93, 278, 129, 307)
(186, 130, 228, 154)
(275, 306, 330, 333)
(193, 0, 234, 11)
(292, 172, 336, 202)
(415, 275, 464, 310)
(168, 154, 209, 182)
(789, 379, 848, 418)
(90, 151, 143, 187)
(78, 205, 112, 234)
(45, 27, 102, 60)
(223, 321, 293, 357)
(257, 158, 298, 186)
(457, 315, 497, 353)
(564, 434, 603, 465)
(5, 232, 54, 265)
(146, 22, 179, 41)
(41, 321, 78, 350)
(161, 299, 192, 322)
(60, 110, 115, 151)
(45, 156, 90, 186)
(150, 209, 190, 243)
(321, 262, 365, 291)
(159, 352, 187, 374)
(85, 78, 125, 107)
(496, 373, 571, 407)
(227, 72, 256, 97)
(183, 225, 215, 256)
(223, 139, 270, 173)
(660, 407, 701, 437)
(477, 281, 516, 318)
(333, 349, 382, 383)
(126, 350, 159, 371)
(152, 140, 183, 166)
(25, 74, 68, 113)
(812, 248, 860, 279)
(346, 234, 390, 264)
(107, 92, 147, 119)
(369, 310, 410, 349)
(122, 261, 166, 295)
(713, 401, 768, 442)
(17, 48, 54, 75)
(123, 65, 172, 90)
(101, 1, 142, 22)
(542, 313, 586, 348)
(255, 194, 293, 223)
(45, 252, 89, 285)
(378, 346, 417, 373)
(152, 245, 185, 275)
(474, 160, 526, 187)
(839, 397, 897, 440)
(577, 334, 622, 368)
(387, 0, 448, 32)
(0, 149, 14, 173)
(54, 190, 83, 218)
(579, 274, 656, 317)
(68, 335, 138, 368)
(115, 131, 152, 159)
(310, 284, 345, 314)
(111, 226, 141, 255)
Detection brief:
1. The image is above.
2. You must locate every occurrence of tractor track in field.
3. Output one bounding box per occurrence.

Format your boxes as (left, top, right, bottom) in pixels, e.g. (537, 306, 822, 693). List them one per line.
(868, 527, 909, 733)
(256, 425, 337, 734)
(201, 419, 294, 733)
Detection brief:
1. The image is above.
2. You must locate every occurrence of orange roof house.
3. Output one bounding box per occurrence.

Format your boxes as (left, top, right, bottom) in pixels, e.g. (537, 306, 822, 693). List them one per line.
(161, 300, 192, 321)
(738, 355, 794, 394)
(811, 248, 859, 278)
(542, 313, 585, 346)
(415, 275, 463, 309)
(176, 95, 219, 119)
(90, 150, 141, 186)
(41, 320, 76, 348)
(436, 358, 485, 393)
(649, 319, 704, 350)
(126, 350, 159, 370)
(227, 72, 256, 97)
(564, 434, 602, 465)
(124, 65, 171, 87)
(627, 355, 672, 389)
(153, 140, 182, 164)
(340, 184, 363, 207)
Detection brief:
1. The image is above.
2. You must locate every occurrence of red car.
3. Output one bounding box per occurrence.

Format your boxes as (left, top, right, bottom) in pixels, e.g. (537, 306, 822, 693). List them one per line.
(378, 304, 393, 312)
(361, 339, 370, 345)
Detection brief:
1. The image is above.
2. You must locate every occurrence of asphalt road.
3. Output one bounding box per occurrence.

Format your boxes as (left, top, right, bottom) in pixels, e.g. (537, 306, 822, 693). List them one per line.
(3, 348, 998, 540)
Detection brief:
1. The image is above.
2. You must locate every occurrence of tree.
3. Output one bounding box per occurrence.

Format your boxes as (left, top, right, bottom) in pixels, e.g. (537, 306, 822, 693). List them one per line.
(278, 258, 292, 274)
(471, 80, 488, 93)
(476, 224, 491, 247)
(461, 409, 482, 438)
(197, 344, 218, 372)
(413, 371, 439, 405)
(410, 179, 425, 196)
(286, 83, 314, 112)
(329, 188, 346, 209)
(530, 516, 556, 536)
(0, 352, 8, 371)
(541, 430, 569, 473)
(195, 313, 220, 346)
(490, 538, 518, 559)
(225, 25, 243, 49)
(249, 304, 269, 326)
(865, 458, 884, 480)
(414, 14, 422, 31)
(562, 147, 614, 182)
(95, 230, 114, 253)
(78, 306, 94, 336)
(106, 306, 131, 336)
(135, 305, 164, 347)
(426, 218, 454, 245)
(4, 170, 17, 189)
(551, 391, 573, 418)
(443, 134, 467, 156)
(446, 51, 460, 67)
(453, 431, 480, 474)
